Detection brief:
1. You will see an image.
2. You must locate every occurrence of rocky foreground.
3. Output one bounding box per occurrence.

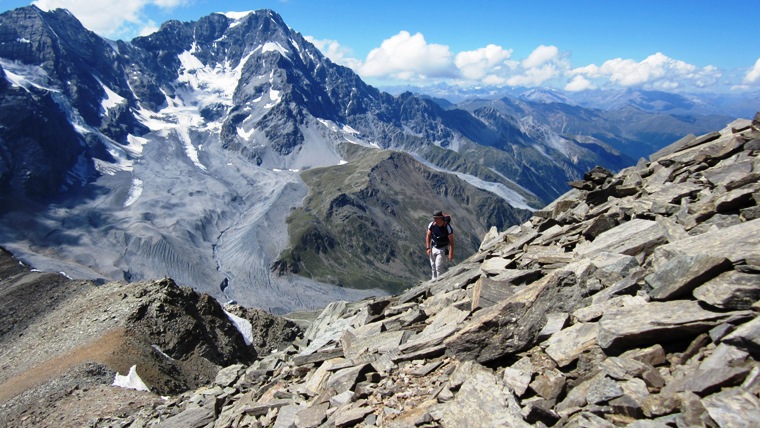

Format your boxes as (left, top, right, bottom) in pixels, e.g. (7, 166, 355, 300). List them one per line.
(2, 114, 760, 427)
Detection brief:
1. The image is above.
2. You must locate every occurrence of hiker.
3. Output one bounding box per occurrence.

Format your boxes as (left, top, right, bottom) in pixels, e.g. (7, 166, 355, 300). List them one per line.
(426, 210, 454, 281)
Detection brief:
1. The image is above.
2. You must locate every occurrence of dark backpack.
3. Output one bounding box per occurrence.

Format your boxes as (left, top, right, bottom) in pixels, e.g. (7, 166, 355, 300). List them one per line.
(429, 214, 453, 247)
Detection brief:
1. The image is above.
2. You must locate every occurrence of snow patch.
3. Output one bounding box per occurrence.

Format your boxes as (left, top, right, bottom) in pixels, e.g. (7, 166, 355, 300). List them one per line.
(124, 178, 143, 207)
(224, 310, 253, 346)
(126, 134, 149, 157)
(261, 41, 289, 57)
(222, 11, 254, 20)
(237, 126, 256, 140)
(264, 88, 281, 108)
(414, 155, 534, 211)
(151, 345, 174, 361)
(342, 125, 360, 135)
(98, 78, 126, 110)
(0, 59, 57, 92)
(113, 365, 150, 392)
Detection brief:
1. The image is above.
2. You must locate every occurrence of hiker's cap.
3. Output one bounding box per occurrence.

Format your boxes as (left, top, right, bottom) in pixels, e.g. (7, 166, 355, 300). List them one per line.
(433, 210, 444, 218)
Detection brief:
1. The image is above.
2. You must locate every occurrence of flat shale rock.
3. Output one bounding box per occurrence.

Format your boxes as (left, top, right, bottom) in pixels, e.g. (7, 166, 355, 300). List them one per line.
(597, 300, 738, 349)
(575, 218, 669, 258)
(693, 270, 760, 310)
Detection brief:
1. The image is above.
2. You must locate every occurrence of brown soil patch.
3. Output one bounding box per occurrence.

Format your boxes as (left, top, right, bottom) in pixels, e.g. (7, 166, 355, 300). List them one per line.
(0, 328, 126, 404)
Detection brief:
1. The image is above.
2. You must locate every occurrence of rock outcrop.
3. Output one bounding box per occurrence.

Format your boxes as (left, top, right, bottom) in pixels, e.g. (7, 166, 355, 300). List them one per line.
(2, 114, 759, 427)
(0, 260, 300, 427)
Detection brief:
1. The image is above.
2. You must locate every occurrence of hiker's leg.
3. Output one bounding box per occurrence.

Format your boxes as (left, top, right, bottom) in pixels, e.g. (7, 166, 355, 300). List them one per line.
(436, 247, 447, 277)
(431, 247, 445, 280)
(429, 250, 438, 280)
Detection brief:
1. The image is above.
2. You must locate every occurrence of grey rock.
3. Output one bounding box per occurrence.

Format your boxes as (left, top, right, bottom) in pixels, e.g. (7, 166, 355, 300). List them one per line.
(295, 403, 329, 428)
(650, 218, 760, 267)
(722, 316, 760, 354)
(325, 364, 369, 394)
(215, 364, 246, 387)
(709, 323, 738, 342)
(609, 393, 645, 419)
(573, 294, 648, 323)
(341, 329, 409, 362)
(156, 406, 215, 428)
(693, 270, 760, 310)
(703, 158, 756, 187)
(537, 312, 569, 341)
(333, 404, 374, 427)
(600, 356, 648, 381)
(699, 343, 749, 371)
(575, 218, 669, 258)
(529, 368, 566, 401)
(663, 367, 751, 395)
(436, 362, 530, 428)
(543, 322, 599, 367)
(598, 300, 735, 349)
(646, 254, 732, 301)
(565, 411, 616, 427)
(502, 356, 533, 397)
(272, 404, 302, 428)
(702, 388, 760, 428)
(293, 347, 344, 366)
(446, 270, 585, 363)
(243, 399, 293, 417)
(620, 344, 667, 367)
(400, 306, 468, 354)
(586, 374, 624, 404)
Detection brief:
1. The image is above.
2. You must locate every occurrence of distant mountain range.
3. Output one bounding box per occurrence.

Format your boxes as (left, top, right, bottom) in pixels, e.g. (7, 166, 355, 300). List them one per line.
(388, 82, 758, 118)
(0, 6, 752, 312)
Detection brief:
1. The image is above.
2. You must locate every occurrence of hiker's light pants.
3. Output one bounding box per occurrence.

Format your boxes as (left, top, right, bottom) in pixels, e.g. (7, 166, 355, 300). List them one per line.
(429, 246, 448, 280)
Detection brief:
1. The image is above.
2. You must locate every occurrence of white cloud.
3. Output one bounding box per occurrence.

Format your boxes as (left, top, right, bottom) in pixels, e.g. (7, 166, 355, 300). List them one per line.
(744, 58, 760, 83)
(522, 45, 559, 69)
(506, 45, 568, 87)
(358, 31, 456, 80)
(455, 44, 514, 80)
(565, 75, 595, 92)
(32, 0, 188, 39)
(570, 52, 721, 91)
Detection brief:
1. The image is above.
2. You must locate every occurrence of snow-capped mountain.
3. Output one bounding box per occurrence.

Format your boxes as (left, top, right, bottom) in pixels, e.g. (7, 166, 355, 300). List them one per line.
(0, 6, 731, 312)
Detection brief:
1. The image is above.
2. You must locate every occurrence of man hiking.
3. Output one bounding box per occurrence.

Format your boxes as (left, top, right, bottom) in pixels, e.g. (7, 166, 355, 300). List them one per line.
(426, 210, 454, 281)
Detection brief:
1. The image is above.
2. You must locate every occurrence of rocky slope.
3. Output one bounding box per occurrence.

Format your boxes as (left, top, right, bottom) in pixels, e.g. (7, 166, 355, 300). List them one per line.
(2, 114, 756, 426)
(0, 253, 301, 427)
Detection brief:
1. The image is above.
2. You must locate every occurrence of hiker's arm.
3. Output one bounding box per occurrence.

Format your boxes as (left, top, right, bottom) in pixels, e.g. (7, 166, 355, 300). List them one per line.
(426, 230, 432, 255)
(448, 233, 454, 260)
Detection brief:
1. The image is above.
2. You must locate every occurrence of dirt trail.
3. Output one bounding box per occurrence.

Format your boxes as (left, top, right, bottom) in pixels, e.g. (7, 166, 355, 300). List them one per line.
(0, 329, 125, 404)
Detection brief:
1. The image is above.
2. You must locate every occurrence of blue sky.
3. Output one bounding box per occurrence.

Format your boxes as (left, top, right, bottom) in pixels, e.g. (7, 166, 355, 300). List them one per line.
(3, 0, 760, 93)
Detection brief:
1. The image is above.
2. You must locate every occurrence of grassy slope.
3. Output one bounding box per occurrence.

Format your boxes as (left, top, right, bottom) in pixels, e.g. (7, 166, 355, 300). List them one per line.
(274, 147, 533, 294)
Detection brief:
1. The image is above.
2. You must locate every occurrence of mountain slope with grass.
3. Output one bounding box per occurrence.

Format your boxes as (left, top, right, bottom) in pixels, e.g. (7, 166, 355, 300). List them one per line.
(274, 148, 534, 293)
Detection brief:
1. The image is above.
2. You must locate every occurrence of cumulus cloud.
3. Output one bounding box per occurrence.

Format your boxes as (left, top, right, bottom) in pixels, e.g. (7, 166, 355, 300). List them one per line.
(522, 45, 559, 69)
(358, 31, 456, 81)
(32, 0, 188, 39)
(744, 58, 760, 84)
(454, 44, 514, 81)
(565, 75, 595, 92)
(570, 52, 721, 91)
(506, 45, 568, 87)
